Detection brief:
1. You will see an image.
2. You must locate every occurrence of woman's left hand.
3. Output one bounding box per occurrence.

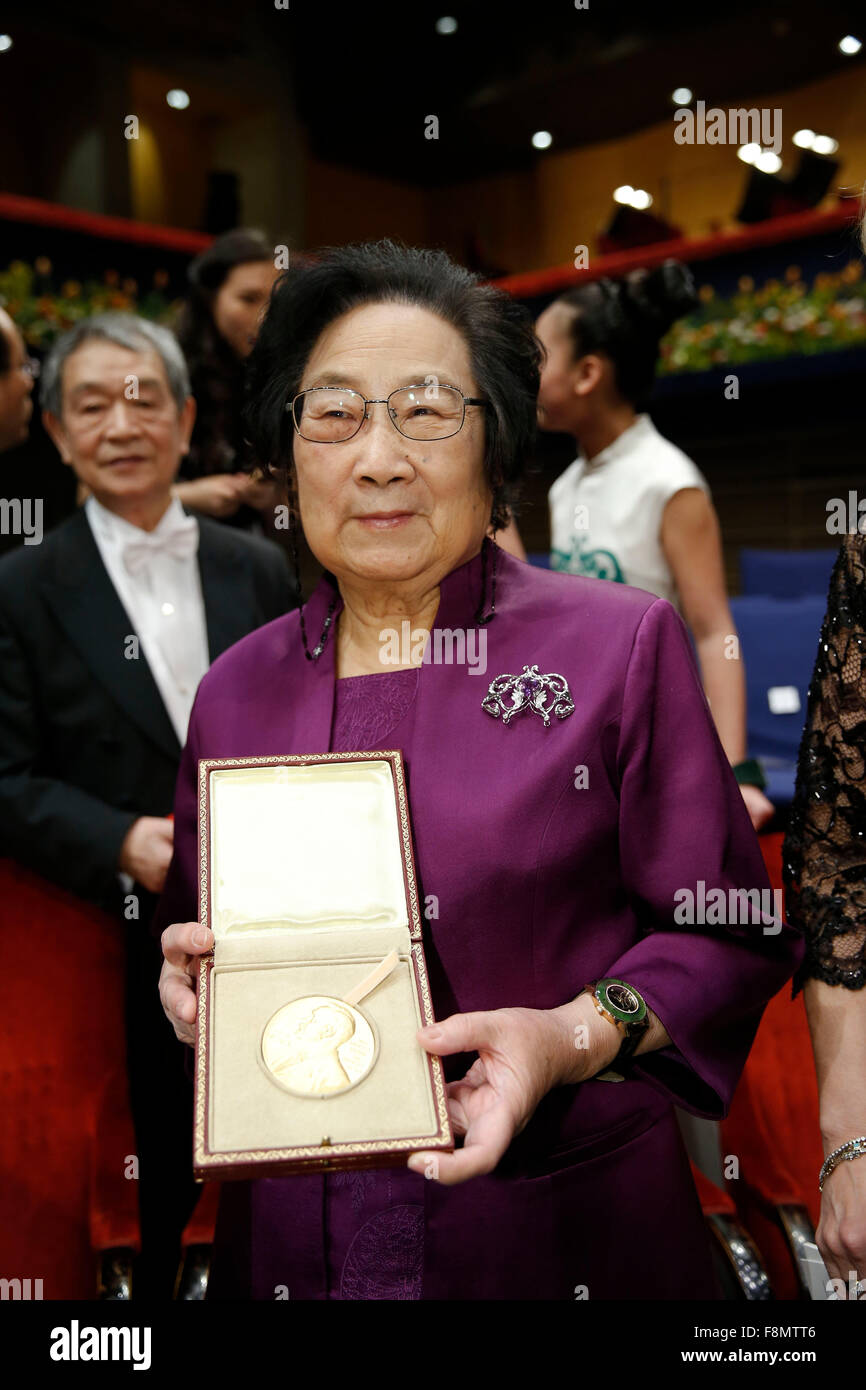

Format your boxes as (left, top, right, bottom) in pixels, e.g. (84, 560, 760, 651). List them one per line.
(739, 782, 775, 831)
(406, 1006, 590, 1186)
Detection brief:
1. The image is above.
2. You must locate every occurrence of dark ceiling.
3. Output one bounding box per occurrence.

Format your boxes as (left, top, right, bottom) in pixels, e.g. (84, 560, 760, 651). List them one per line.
(6, 0, 866, 186)
(285, 0, 866, 184)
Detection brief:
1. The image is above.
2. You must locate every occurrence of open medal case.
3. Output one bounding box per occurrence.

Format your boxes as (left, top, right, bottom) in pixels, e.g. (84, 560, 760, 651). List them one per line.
(193, 751, 453, 1179)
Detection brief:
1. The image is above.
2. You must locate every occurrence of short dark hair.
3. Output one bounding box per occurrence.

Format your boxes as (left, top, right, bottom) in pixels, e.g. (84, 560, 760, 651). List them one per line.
(243, 238, 541, 529)
(554, 260, 697, 410)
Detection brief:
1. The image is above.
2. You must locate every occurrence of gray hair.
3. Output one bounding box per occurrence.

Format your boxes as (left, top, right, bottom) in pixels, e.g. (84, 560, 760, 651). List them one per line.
(40, 312, 191, 416)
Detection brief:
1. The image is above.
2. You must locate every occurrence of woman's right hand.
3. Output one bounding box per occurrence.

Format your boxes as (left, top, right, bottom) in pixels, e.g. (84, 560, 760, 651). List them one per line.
(159, 921, 214, 1046)
(817, 1152, 866, 1297)
(172, 474, 248, 518)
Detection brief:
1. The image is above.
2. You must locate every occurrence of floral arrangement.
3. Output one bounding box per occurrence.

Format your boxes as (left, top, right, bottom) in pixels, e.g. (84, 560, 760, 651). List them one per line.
(0, 258, 183, 350)
(658, 260, 866, 373)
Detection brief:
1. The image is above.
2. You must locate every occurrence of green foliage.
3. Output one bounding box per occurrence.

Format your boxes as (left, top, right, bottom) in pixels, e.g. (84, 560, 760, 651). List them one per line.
(658, 260, 866, 373)
(0, 258, 182, 349)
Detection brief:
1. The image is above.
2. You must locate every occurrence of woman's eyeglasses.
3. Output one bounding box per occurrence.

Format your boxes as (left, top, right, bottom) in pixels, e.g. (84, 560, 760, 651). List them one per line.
(288, 384, 486, 443)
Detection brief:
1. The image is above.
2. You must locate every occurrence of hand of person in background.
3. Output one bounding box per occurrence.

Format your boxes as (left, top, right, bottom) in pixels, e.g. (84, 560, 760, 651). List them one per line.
(234, 471, 282, 514)
(739, 782, 775, 831)
(172, 474, 247, 518)
(118, 815, 174, 894)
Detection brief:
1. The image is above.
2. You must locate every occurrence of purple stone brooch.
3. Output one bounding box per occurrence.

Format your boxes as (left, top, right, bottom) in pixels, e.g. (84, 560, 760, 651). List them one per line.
(482, 664, 575, 727)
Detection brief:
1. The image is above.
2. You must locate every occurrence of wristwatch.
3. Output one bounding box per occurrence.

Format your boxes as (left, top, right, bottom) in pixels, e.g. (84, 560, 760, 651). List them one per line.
(582, 978, 650, 1082)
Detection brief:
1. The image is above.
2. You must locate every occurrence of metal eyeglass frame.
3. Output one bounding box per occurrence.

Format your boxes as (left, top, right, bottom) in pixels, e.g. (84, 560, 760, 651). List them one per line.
(287, 383, 487, 442)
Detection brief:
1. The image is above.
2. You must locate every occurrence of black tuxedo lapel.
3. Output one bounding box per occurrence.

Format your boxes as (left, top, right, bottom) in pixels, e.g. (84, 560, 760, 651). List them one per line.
(196, 518, 262, 662)
(39, 509, 181, 761)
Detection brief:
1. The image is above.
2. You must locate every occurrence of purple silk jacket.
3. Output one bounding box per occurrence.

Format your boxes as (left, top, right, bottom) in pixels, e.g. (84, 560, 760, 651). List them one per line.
(153, 542, 804, 1300)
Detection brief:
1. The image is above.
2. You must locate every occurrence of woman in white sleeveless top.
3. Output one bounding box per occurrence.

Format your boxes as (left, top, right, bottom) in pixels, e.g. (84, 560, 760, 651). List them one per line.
(537, 264, 773, 831)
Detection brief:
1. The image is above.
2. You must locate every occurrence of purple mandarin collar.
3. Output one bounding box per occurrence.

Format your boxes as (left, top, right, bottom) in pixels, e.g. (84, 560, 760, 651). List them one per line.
(300, 538, 498, 670)
(286, 542, 500, 754)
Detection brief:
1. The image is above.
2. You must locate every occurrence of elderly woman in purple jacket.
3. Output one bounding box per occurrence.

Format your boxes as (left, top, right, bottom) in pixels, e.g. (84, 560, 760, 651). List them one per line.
(155, 238, 803, 1301)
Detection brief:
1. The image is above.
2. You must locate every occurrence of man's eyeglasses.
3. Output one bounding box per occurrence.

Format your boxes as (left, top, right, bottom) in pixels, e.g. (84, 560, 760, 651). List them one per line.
(288, 384, 487, 443)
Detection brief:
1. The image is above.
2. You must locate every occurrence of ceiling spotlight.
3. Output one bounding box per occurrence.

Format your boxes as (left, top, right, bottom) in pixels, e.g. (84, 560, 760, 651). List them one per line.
(812, 134, 839, 155)
(435, 15, 458, 34)
(0, 34, 12, 52)
(672, 87, 693, 105)
(755, 150, 783, 173)
(737, 143, 762, 165)
(531, 130, 552, 150)
(613, 186, 653, 209)
(793, 129, 816, 148)
(839, 34, 862, 55)
(166, 88, 190, 110)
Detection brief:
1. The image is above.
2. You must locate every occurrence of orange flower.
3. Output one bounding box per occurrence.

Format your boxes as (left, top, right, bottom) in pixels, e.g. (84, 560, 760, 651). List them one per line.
(737, 276, 754, 293)
(785, 265, 801, 283)
(104, 270, 120, 287)
(34, 256, 52, 276)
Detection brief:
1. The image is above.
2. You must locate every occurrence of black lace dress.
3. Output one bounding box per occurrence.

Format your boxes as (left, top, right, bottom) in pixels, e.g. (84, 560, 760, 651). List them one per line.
(783, 534, 866, 996)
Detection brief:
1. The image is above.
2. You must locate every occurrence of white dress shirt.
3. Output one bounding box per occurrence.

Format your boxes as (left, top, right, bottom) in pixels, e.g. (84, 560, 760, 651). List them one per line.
(84, 494, 210, 746)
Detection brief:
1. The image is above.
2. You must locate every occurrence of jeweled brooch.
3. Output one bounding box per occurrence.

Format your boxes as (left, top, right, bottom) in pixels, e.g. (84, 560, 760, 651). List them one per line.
(482, 664, 575, 727)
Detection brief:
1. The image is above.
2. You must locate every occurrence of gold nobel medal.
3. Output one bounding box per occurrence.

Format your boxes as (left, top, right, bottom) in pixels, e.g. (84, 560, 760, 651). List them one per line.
(261, 995, 378, 1098)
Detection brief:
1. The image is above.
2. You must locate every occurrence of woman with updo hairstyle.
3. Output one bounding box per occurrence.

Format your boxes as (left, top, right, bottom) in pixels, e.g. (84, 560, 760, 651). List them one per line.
(154, 238, 801, 1301)
(173, 227, 282, 528)
(536, 262, 774, 832)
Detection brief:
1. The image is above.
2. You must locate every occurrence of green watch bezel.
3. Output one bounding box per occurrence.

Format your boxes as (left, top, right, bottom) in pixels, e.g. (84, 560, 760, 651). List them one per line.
(595, 977, 648, 1028)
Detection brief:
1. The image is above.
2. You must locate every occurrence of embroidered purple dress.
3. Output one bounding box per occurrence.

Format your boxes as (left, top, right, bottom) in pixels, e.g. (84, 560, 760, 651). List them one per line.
(153, 543, 804, 1300)
(323, 671, 425, 1299)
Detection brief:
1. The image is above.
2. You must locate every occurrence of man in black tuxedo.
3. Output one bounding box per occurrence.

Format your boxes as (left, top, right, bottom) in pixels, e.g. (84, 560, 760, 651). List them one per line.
(0, 312, 295, 1298)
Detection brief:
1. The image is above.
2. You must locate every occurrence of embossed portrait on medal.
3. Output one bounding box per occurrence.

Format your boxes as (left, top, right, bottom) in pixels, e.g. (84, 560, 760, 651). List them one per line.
(261, 995, 378, 1098)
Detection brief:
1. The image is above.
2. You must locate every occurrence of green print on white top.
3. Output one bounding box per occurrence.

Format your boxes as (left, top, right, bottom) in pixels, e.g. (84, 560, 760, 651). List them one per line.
(551, 533, 626, 583)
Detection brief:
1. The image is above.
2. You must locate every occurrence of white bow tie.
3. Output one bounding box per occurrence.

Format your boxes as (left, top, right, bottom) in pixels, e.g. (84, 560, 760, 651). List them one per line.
(121, 516, 199, 577)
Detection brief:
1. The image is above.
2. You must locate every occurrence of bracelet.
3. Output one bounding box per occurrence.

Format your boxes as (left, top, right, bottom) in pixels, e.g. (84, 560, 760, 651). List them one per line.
(818, 1135, 866, 1192)
(732, 758, 767, 790)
